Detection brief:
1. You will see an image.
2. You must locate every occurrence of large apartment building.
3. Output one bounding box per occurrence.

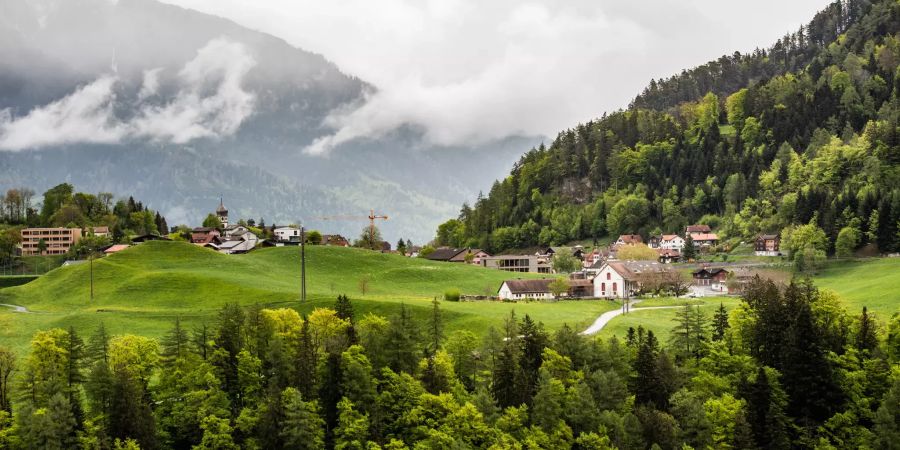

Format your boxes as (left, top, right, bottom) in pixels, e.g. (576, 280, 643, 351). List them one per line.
(481, 255, 552, 273)
(20, 228, 82, 256)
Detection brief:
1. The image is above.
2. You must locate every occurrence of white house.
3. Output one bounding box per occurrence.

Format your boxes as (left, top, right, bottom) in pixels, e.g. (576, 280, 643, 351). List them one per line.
(659, 234, 685, 251)
(592, 262, 633, 299)
(274, 227, 302, 243)
(223, 225, 250, 238)
(497, 279, 556, 300)
(592, 261, 674, 298)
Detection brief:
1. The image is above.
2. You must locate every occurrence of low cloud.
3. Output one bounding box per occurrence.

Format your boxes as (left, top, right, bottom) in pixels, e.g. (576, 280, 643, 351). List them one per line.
(0, 38, 256, 151)
(166, 0, 827, 156)
(0, 75, 127, 149)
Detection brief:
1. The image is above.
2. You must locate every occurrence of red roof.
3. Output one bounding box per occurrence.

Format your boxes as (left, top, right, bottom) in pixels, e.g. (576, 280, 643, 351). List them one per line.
(103, 244, 130, 254)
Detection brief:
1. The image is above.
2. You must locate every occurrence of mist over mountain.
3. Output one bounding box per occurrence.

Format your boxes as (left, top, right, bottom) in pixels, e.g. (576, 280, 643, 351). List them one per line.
(0, 0, 537, 242)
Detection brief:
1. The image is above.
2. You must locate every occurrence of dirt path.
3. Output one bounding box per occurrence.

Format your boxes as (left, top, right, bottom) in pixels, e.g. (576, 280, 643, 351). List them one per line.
(0, 303, 29, 313)
(581, 301, 681, 335)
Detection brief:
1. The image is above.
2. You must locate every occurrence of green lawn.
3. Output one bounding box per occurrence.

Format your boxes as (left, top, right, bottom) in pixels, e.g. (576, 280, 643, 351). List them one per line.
(813, 258, 900, 317)
(0, 242, 619, 353)
(598, 297, 741, 342)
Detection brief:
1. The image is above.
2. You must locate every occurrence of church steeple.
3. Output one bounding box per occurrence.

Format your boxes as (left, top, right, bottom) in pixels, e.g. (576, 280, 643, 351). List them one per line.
(216, 197, 229, 228)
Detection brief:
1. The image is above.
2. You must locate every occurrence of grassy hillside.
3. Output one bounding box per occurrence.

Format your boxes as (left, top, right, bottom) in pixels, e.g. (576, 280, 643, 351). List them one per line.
(814, 258, 900, 317)
(0, 241, 619, 353)
(598, 297, 740, 342)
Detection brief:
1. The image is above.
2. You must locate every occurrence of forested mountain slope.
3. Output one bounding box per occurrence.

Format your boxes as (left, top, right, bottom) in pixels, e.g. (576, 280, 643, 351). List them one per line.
(438, 0, 900, 256)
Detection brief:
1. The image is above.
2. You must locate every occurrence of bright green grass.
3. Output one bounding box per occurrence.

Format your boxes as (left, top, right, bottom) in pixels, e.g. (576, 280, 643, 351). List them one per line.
(597, 297, 740, 342)
(813, 258, 900, 317)
(0, 241, 620, 353)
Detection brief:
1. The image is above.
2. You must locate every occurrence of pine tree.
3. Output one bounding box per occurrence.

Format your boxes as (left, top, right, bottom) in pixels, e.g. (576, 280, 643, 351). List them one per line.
(161, 317, 189, 365)
(85, 324, 113, 424)
(384, 304, 419, 374)
(743, 367, 789, 449)
(683, 235, 697, 260)
(519, 314, 548, 406)
(296, 318, 319, 400)
(427, 298, 444, 354)
(213, 303, 245, 415)
(192, 324, 211, 360)
(711, 303, 729, 342)
(319, 351, 344, 445)
(280, 388, 325, 450)
(855, 306, 879, 355)
(64, 326, 85, 429)
(334, 295, 357, 344)
(493, 312, 521, 408)
(632, 331, 666, 409)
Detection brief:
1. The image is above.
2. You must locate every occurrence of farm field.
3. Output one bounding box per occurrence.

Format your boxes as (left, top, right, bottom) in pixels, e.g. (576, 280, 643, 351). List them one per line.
(0, 241, 620, 353)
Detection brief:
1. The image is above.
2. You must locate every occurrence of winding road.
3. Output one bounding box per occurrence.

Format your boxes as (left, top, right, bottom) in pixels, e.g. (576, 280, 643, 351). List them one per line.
(581, 300, 682, 335)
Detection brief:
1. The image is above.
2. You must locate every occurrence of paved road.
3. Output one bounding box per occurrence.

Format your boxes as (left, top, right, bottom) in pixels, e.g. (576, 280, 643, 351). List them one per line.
(581, 301, 682, 335)
(0, 303, 29, 313)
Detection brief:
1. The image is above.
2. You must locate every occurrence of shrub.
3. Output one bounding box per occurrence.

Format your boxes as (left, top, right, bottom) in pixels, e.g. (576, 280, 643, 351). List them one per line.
(444, 289, 460, 302)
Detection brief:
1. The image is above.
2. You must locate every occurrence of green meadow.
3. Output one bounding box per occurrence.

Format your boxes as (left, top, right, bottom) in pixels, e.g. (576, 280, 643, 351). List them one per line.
(813, 258, 900, 317)
(0, 241, 620, 353)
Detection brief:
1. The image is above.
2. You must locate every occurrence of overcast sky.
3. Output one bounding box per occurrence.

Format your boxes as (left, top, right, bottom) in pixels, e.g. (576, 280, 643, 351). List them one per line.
(162, 1, 828, 153)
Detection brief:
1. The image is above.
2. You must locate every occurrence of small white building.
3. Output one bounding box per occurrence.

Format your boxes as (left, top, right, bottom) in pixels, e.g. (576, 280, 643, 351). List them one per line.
(497, 279, 556, 300)
(274, 227, 302, 243)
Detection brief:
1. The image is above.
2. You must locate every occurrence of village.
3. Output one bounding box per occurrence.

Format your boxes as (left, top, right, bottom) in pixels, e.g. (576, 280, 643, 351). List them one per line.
(426, 225, 782, 301)
(16, 198, 785, 304)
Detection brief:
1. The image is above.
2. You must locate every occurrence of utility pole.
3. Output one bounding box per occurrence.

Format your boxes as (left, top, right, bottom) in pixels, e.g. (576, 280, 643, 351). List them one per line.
(300, 225, 306, 303)
(89, 246, 94, 300)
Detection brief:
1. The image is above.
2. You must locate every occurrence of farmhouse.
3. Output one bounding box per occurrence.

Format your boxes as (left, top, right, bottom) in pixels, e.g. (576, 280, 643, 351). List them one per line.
(615, 234, 643, 246)
(497, 278, 594, 300)
(755, 234, 781, 256)
(657, 249, 681, 264)
(131, 234, 171, 243)
(691, 233, 719, 248)
(692, 267, 730, 292)
(322, 234, 351, 247)
(426, 247, 491, 264)
(91, 226, 110, 238)
(592, 261, 674, 298)
(209, 230, 260, 254)
(191, 227, 220, 244)
(685, 224, 711, 235)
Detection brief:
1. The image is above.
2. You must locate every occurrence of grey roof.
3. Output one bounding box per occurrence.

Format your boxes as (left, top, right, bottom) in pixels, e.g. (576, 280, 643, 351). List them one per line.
(426, 248, 466, 261)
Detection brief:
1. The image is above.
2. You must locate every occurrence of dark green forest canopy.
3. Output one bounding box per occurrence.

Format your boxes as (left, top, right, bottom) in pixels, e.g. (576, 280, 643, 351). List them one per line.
(436, 0, 900, 255)
(1, 278, 899, 449)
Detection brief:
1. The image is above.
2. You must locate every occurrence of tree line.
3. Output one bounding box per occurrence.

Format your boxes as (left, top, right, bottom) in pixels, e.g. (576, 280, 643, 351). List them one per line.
(0, 279, 898, 449)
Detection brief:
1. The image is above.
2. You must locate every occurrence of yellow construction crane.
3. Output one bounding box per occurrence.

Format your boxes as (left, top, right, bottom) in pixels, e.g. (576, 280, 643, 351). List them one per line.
(318, 209, 389, 247)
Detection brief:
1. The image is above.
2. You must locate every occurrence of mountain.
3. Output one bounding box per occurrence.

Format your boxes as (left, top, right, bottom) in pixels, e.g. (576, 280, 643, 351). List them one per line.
(0, 0, 537, 243)
(437, 0, 900, 256)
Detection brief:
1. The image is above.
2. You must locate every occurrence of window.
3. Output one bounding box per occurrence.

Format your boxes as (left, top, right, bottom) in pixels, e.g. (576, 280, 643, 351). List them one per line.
(601, 282, 606, 292)
(606, 272, 611, 280)
(612, 282, 617, 292)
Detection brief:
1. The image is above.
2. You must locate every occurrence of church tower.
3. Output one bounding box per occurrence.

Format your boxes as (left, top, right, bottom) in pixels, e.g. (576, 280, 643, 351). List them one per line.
(216, 198, 229, 228)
